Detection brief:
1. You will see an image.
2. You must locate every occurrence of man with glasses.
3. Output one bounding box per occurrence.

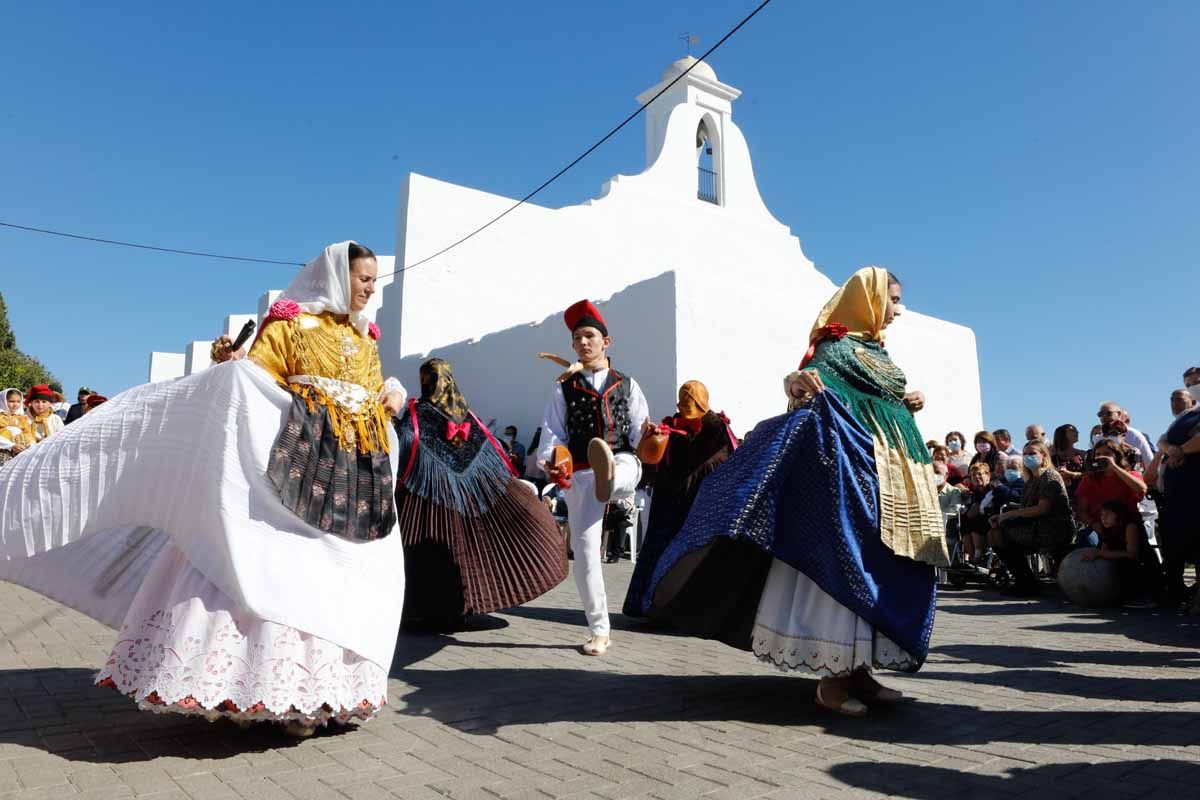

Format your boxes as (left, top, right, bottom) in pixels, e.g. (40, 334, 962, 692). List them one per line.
(1097, 401, 1154, 467)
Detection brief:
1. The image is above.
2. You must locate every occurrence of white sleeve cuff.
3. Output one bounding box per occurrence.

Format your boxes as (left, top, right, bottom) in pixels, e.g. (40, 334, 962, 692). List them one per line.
(382, 377, 407, 408)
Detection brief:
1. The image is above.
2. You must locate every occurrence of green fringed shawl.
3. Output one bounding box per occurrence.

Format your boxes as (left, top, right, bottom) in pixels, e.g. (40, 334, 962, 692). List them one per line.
(807, 336, 930, 465)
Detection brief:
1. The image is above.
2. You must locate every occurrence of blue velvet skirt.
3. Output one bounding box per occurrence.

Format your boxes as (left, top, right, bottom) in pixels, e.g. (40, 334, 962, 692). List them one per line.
(642, 393, 937, 668)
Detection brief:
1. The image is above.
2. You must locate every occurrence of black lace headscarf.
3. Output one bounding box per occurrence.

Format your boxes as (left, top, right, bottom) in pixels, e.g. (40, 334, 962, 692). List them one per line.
(418, 358, 470, 424)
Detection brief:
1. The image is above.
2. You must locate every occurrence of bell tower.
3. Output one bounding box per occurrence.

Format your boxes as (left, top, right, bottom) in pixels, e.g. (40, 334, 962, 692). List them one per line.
(636, 57, 741, 206)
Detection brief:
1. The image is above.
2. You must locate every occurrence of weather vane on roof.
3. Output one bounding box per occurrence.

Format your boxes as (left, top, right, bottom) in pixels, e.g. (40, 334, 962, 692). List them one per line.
(680, 33, 700, 56)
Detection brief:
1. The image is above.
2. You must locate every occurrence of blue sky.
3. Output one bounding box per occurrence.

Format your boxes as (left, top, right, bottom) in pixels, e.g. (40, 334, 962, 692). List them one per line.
(3, 1, 1196, 440)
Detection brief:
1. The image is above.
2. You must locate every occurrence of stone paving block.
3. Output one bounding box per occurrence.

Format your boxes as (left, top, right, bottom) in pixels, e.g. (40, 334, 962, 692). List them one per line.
(2, 566, 1200, 800)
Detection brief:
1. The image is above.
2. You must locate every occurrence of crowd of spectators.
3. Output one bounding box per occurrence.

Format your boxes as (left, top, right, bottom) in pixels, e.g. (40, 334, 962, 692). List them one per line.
(932, 366, 1200, 610)
(0, 383, 105, 465)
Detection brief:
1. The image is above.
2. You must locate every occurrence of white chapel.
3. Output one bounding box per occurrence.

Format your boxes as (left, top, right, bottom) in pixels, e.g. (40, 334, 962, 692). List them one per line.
(150, 57, 983, 440)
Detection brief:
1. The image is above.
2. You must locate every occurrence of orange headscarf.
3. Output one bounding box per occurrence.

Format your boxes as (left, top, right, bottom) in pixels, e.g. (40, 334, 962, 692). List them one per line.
(676, 381, 710, 420)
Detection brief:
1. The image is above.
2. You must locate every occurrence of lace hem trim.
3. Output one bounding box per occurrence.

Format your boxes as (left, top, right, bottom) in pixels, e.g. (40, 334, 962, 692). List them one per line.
(95, 676, 384, 726)
(751, 625, 916, 677)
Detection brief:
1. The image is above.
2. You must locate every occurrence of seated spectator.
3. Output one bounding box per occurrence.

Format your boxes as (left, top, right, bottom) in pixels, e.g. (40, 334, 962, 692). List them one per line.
(1088, 424, 1105, 449)
(1074, 439, 1146, 532)
(960, 462, 993, 561)
(934, 460, 965, 548)
(944, 430, 971, 474)
(987, 441, 1076, 596)
(969, 431, 1001, 475)
(1025, 424, 1046, 444)
(1097, 401, 1154, 468)
(1051, 424, 1086, 493)
(925, 438, 940, 455)
(990, 455, 1027, 510)
(993, 429, 1019, 456)
(1080, 501, 1160, 606)
(931, 444, 965, 485)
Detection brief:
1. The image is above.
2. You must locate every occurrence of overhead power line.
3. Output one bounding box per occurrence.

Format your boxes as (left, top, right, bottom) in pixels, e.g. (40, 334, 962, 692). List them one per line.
(0, 221, 303, 266)
(0, 0, 774, 278)
(379, 0, 773, 279)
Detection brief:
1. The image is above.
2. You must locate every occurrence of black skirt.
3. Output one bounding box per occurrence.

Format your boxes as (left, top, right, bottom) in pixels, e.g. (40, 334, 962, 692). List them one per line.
(266, 393, 396, 541)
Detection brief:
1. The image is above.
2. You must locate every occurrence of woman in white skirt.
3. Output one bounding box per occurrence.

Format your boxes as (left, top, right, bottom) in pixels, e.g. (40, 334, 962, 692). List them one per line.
(0, 241, 407, 736)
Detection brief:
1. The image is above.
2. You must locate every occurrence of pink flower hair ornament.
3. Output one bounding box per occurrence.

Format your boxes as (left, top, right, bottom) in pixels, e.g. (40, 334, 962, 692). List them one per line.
(267, 298, 302, 321)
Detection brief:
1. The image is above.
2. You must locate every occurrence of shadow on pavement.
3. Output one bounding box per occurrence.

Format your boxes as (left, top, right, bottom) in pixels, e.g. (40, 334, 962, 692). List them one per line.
(499, 603, 694, 636)
(0, 668, 355, 764)
(933, 642, 1200, 670)
(392, 666, 1200, 742)
(828, 759, 1198, 798)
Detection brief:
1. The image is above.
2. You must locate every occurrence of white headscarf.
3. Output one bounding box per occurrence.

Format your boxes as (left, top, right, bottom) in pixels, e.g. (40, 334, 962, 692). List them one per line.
(1, 388, 26, 417)
(282, 241, 371, 337)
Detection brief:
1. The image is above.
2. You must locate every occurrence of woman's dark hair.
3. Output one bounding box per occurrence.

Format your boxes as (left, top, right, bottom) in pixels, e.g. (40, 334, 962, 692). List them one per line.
(973, 430, 997, 447)
(886, 270, 900, 286)
(1052, 424, 1077, 453)
(5, 389, 21, 400)
(1092, 439, 1133, 470)
(1098, 500, 1132, 526)
(348, 242, 375, 262)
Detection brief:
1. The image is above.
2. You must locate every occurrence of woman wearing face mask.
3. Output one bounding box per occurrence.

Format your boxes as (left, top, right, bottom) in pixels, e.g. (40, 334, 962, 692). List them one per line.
(1051, 424, 1086, 493)
(969, 431, 1000, 475)
(987, 441, 1076, 596)
(944, 430, 970, 474)
(990, 455, 1027, 511)
(930, 445, 964, 485)
(0, 242, 409, 737)
(1156, 380, 1200, 612)
(622, 380, 737, 618)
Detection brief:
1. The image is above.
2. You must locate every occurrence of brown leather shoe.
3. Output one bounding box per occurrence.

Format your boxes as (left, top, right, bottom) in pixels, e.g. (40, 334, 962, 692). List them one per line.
(588, 438, 615, 502)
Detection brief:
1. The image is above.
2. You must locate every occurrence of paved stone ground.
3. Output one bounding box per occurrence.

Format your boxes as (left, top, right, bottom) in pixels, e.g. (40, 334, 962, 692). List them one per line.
(2, 561, 1199, 799)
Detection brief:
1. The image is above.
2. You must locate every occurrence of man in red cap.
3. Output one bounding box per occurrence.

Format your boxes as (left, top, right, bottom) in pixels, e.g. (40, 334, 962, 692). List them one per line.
(538, 299, 651, 656)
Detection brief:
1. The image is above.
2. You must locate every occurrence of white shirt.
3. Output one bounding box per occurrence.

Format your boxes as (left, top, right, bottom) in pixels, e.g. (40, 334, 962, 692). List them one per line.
(537, 367, 649, 467)
(1122, 426, 1155, 467)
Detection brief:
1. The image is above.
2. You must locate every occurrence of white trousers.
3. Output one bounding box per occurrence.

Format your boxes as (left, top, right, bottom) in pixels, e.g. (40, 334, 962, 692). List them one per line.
(564, 452, 641, 637)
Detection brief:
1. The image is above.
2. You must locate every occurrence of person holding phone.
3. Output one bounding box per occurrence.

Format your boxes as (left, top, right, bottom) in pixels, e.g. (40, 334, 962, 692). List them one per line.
(1073, 440, 1146, 530)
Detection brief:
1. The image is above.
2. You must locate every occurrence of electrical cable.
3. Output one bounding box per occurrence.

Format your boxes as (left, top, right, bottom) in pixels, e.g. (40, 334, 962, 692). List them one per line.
(0, 0, 773, 278)
(0, 221, 303, 266)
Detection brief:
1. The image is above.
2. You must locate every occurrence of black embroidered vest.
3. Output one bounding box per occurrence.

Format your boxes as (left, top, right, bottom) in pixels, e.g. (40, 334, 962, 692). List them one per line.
(561, 368, 633, 467)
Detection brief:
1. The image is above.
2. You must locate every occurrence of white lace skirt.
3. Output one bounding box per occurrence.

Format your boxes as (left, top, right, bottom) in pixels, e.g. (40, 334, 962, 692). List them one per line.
(96, 544, 389, 726)
(751, 559, 915, 677)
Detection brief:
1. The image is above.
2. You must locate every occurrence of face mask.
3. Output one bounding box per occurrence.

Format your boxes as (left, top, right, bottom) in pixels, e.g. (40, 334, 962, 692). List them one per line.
(1004, 468, 1021, 482)
(976, 442, 991, 455)
(1189, 385, 1200, 404)
(1026, 453, 1045, 470)
(947, 441, 962, 452)
(1091, 434, 1104, 446)
(934, 473, 946, 487)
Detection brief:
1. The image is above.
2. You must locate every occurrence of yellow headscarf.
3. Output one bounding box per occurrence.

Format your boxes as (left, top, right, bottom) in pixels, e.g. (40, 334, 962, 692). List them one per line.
(809, 266, 891, 345)
(676, 380, 710, 420)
